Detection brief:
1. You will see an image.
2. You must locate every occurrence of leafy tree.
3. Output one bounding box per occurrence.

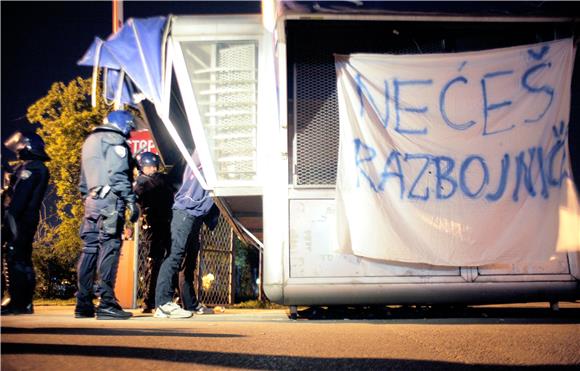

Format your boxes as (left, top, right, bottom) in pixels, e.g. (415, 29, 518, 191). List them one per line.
(26, 77, 110, 297)
(234, 237, 260, 302)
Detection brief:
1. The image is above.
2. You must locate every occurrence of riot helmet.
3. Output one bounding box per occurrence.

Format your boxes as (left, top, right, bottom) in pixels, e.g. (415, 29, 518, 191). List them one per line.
(136, 151, 160, 175)
(3, 131, 50, 161)
(103, 110, 135, 137)
(137, 151, 160, 168)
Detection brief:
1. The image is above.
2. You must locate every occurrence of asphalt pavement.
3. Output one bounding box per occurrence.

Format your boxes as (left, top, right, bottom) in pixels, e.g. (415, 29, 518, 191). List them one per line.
(2, 302, 580, 370)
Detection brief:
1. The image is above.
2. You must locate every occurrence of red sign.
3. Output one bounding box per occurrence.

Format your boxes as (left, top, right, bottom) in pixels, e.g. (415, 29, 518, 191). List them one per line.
(128, 130, 157, 155)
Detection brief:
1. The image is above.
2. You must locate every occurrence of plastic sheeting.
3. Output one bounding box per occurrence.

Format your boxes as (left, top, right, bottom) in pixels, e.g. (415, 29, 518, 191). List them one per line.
(78, 17, 167, 106)
(101, 16, 167, 104)
(335, 38, 580, 266)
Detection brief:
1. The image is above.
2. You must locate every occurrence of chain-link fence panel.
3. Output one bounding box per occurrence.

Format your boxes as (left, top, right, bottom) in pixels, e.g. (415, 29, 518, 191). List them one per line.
(136, 215, 235, 307)
(197, 216, 234, 305)
(136, 224, 151, 306)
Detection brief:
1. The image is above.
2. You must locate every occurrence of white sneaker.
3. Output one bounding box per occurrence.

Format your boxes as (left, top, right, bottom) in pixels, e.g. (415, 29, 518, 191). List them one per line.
(154, 302, 193, 319)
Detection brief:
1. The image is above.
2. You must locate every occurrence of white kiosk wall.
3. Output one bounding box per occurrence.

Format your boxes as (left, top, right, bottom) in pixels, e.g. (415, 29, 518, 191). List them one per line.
(169, 14, 579, 307)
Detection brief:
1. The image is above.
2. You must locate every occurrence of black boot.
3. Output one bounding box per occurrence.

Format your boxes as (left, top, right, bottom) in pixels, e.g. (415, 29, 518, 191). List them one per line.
(74, 306, 95, 318)
(96, 302, 132, 320)
(2, 302, 33, 315)
(1, 303, 12, 315)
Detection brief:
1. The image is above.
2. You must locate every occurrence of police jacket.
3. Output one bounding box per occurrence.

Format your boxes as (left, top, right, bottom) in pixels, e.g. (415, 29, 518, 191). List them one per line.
(134, 172, 174, 223)
(5, 160, 49, 227)
(79, 128, 136, 204)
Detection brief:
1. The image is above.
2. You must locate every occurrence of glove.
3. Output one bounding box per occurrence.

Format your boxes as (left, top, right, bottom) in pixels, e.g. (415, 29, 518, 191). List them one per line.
(127, 202, 140, 223)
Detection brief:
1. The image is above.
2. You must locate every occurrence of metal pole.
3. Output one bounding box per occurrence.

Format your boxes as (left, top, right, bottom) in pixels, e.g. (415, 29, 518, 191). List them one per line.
(258, 247, 263, 302)
(132, 223, 139, 309)
(112, 0, 123, 33)
(112, 0, 124, 110)
(229, 228, 235, 305)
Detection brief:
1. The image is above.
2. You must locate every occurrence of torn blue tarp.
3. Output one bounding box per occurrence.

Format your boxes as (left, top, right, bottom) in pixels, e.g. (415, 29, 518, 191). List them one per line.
(103, 69, 134, 106)
(78, 37, 135, 106)
(102, 16, 167, 104)
(78, 16, 168, 107)
(78, 37, 121, 69)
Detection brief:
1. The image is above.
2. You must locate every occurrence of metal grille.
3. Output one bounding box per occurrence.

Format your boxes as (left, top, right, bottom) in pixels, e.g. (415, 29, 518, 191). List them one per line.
(295, 56, 339, 186)
(213, 44, 257, 180)
(181, 40, 258, 182)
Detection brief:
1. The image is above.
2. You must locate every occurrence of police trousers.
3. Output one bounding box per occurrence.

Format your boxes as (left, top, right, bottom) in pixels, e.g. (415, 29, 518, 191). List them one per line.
(76, 194, 125, 310)
(5, 220, 37, 310)
(155, 209, 203, 308)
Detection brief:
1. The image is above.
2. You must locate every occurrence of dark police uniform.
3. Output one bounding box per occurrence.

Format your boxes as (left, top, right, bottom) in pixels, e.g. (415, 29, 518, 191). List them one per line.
(76, 127, 136, 318)
(2, 159, 49, 313)
(134, 171, 174, 311)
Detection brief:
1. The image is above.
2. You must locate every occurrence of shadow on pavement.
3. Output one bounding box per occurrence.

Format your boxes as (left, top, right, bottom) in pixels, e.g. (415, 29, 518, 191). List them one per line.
(3, 342, 578, 370)
(295, 305, 580, 324)
(1, 327, 244, 338)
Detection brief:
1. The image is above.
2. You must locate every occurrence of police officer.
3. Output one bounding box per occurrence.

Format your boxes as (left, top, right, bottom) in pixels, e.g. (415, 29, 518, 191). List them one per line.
(1, 131, 50, 315)
(133, 151, 174, 313)
(75, 110, 140, 320)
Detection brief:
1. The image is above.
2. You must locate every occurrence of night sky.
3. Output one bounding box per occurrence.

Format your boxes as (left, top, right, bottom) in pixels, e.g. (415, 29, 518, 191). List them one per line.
(1, 1, 260, 147)
(2, 1, 580, 178)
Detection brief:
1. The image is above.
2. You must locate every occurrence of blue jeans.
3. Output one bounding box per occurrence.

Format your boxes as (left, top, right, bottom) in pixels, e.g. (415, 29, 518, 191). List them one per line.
(155, 209, 203, 307)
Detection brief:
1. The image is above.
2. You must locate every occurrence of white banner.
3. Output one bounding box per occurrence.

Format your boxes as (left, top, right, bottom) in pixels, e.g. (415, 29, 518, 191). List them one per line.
(335, 38, 580, 266)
